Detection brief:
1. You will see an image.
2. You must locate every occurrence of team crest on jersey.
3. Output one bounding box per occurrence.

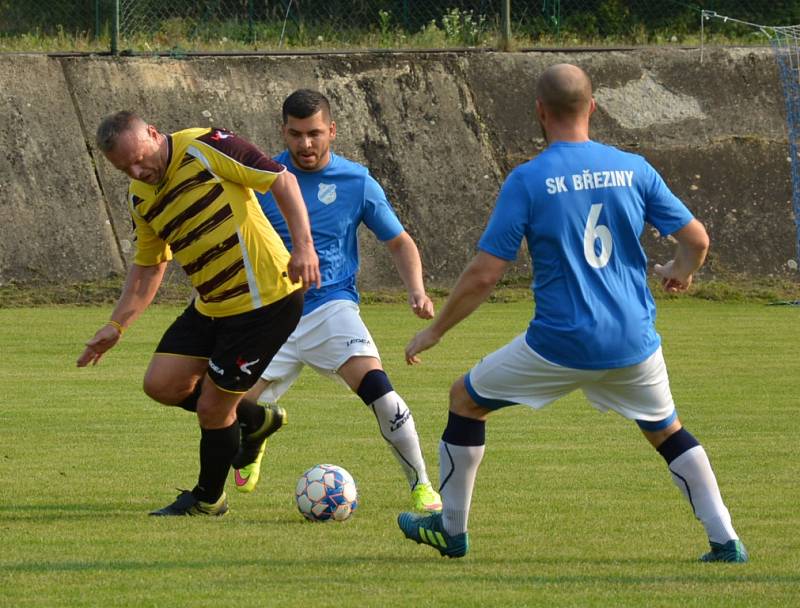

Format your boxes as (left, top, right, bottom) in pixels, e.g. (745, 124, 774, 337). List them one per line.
(318, 183, 337, 205)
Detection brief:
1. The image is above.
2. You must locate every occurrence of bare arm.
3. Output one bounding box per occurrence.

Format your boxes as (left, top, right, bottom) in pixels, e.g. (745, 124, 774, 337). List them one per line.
(653, 218, 710, 293)
(270, 171, 321, 289)
(385, 231, 434, 319)
(405, 251, 509, 364)
(76, 262, 167, 367)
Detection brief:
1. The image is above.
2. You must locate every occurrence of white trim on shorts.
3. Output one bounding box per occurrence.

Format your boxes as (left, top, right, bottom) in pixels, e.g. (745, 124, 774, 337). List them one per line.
(465, 334, 675, 422)
(258, 299, 380, 402)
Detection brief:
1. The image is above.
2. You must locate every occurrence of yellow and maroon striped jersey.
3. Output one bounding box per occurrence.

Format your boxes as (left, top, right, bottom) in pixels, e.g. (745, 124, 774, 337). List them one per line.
(127, 127, 299, 317)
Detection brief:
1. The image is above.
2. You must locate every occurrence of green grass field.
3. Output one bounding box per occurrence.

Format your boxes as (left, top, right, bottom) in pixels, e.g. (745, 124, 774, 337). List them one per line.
(1, 300, 798, 607)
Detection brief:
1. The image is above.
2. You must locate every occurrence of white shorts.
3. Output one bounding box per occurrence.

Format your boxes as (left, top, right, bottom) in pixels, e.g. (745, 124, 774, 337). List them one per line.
(465, 334, 675, 422)
(259, 300, 380, 402)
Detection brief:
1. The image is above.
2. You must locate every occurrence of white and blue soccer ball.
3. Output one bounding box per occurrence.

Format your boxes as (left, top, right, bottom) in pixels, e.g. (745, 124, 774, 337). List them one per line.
(295, 464, 358, 522)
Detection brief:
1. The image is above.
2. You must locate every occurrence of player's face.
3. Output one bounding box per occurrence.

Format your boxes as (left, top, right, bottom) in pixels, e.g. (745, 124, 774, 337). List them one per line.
(104, 124, 166, 185)
(282, 111, 336, 172)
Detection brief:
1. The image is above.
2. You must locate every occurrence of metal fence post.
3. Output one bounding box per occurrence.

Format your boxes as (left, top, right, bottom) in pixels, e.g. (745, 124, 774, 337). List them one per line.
(501, 0, 512, 51)
(111, 0, 120, 55)
(248, 0, 255, 45)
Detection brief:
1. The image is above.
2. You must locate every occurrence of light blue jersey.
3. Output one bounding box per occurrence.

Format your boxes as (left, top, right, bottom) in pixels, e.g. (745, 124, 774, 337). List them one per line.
(258, 151, 404, 315)
(479, 140, 693, 370)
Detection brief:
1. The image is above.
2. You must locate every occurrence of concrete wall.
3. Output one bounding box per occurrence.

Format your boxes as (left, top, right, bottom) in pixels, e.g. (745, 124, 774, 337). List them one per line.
(1, 48, 795, 292)
(0, 56, 123, 284)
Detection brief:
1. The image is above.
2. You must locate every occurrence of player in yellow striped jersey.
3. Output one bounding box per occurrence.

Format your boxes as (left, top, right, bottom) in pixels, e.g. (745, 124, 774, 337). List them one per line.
(77, 111, 320, 516)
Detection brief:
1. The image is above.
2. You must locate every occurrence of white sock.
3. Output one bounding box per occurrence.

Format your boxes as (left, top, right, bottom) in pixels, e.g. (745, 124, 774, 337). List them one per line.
(439, 440, 484, 536)
(668, 445, 738, 544)
(369, 392, 430, 490)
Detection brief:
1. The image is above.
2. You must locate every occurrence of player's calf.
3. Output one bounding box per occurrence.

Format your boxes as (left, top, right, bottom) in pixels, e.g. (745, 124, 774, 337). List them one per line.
(357, 369, 435, 509)
(646, 423, 746, 561)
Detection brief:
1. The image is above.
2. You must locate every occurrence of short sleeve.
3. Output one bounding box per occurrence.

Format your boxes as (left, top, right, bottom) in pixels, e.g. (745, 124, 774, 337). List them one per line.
(478, 171, 530, 261)
(191, 129, 286, 194)
(362, 174, 404, 242)
(129, 194, 172, 266)
(643, 162, 694, 236)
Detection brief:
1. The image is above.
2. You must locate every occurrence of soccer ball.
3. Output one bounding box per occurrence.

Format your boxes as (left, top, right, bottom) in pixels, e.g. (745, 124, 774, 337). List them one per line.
(295, 464, 358, 522)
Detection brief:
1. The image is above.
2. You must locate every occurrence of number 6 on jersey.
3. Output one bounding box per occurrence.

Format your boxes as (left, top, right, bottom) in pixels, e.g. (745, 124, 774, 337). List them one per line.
(583, 203, 613, 268)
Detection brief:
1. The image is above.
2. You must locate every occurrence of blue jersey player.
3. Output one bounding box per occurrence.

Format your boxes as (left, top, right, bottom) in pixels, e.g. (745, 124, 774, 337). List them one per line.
(397, 64, 747, 562)
(233, 89, 442, 513)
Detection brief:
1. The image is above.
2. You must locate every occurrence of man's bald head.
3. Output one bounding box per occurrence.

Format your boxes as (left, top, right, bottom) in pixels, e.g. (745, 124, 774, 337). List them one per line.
(95, 111, 149, 153)
(535, 64, 593, 120)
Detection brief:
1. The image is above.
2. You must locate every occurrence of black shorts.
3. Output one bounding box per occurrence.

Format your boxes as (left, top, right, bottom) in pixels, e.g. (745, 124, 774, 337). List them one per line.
(155, 291, 304, 393)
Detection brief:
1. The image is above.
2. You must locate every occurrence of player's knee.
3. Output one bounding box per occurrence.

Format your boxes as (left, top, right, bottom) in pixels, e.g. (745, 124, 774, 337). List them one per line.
(638, 412, 684, 449)
(142, 375, 194, 406)
(141, 376, 170, 404)
(449, 377, 486, 419)
(195, 399, 215, 422)
(195, 395, 236, 428)
(448, 376, 469, 405)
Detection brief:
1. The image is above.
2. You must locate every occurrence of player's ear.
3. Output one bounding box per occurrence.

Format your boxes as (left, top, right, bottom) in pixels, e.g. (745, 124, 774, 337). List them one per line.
(329, 121, 336, 140)
(146, 124, 160, 142)
(588, 97, 597, 116)
(535, 99, 546, 122)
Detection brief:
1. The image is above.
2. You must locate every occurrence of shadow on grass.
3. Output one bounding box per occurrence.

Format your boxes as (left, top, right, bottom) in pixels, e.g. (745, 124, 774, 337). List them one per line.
(393, 552, 800, 586)
(4, 553, 799, 586)
(2, 554, 393, 574)
(0, 502, 340, 524)
(0, 502, 140, 520)
(467, 569, 800, 586)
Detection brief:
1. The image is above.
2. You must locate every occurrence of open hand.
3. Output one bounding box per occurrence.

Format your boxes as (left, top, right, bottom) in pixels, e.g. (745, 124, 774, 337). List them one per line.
(405, 327, 441, 365)
(77, 324, 122, 367)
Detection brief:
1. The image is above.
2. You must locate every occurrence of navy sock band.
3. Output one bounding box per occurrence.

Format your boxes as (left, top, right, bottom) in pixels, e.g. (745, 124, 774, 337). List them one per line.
(442, 411, 486, 447)
(656, 427, 700, 464)
(356, 369, 393, 404)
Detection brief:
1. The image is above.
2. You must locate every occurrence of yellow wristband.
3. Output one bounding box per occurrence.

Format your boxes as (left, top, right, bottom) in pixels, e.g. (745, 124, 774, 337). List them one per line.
(107, 320, 125, 335)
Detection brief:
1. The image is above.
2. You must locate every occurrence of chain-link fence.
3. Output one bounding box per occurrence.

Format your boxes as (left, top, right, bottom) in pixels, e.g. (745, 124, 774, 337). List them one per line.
(0, 0, 111, 52)
(2, 1, 799, 53)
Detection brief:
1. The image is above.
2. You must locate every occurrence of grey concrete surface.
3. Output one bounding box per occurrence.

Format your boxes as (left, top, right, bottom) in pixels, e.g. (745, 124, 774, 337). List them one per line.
(3, 47, 797, 292)
(0, 55, 123, 286)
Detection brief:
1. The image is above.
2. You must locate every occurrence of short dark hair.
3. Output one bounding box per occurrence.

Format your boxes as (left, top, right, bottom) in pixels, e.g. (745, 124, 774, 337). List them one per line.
(282, 89, 332, 124)
(95, 111, 144, 152)
(535, 64, 593, 120)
